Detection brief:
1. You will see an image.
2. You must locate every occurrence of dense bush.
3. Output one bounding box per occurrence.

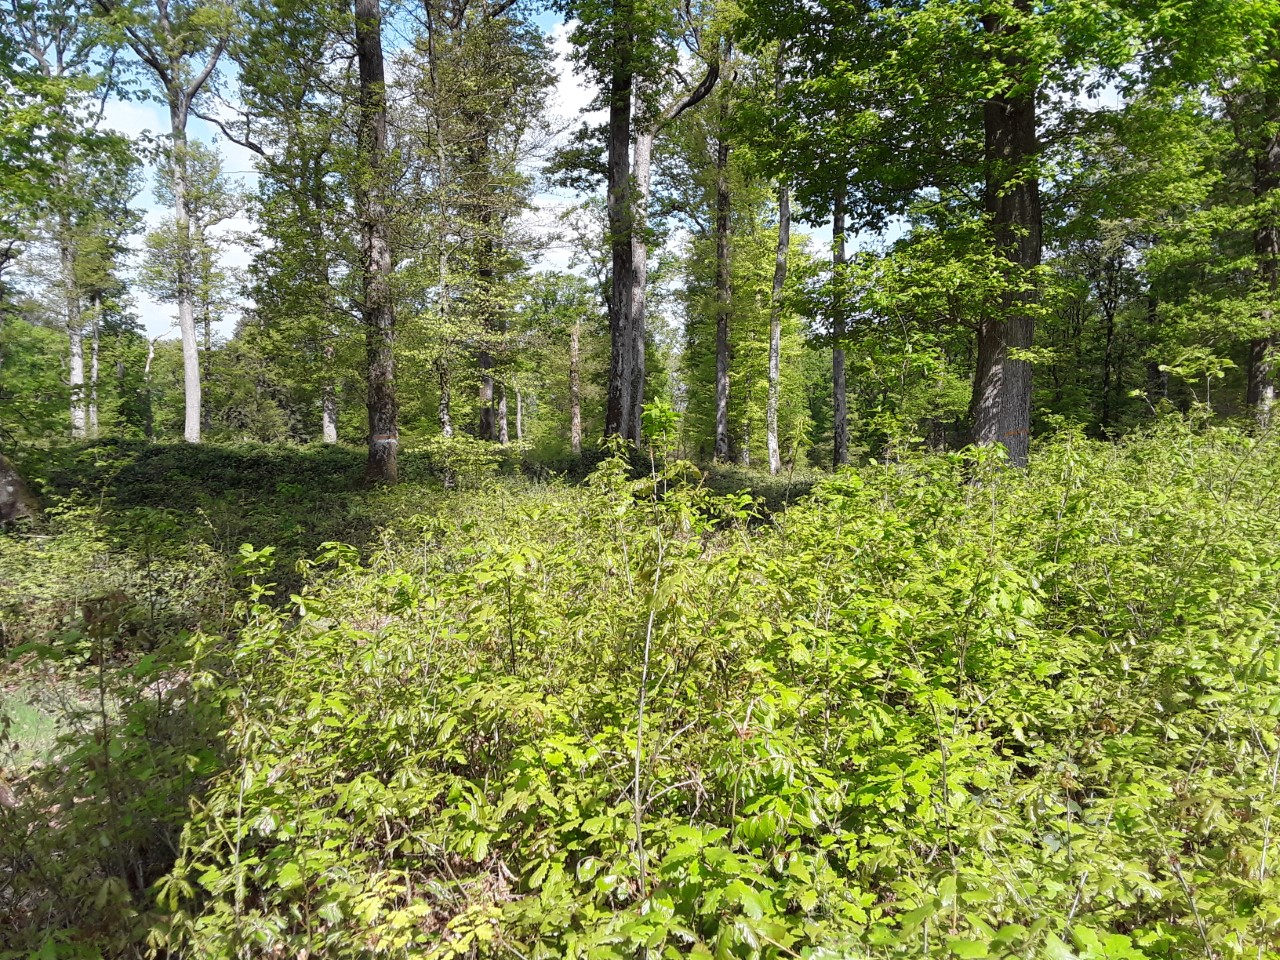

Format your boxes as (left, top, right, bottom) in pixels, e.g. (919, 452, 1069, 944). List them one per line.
(148, 422, 1280, 959)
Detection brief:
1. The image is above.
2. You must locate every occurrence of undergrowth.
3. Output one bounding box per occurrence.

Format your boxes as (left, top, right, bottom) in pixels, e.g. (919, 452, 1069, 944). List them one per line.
(3, 422, 1280, 958)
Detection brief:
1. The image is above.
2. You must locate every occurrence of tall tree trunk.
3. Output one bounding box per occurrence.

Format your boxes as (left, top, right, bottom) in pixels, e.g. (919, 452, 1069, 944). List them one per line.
(1248, 120, 1279, 425)
(832, 190, 849, 468)
(0, 452, 39, 524)
(169, 97, 203, 444)
(436, 358, 454, 438)
(355, 0, 399, 483)
(1144, 292, 1167, 403)
(497, 384, 509, 444)
(89, 295, 100, 437)
(569, 320, 582, 454)
(973, 4, 1040, 468)
(321, 343, 338, 443)
(713, 113, 733, 461)
(605, 5, 636, 441)
(478, 360, 495, 439)
(516, 388, 523, 442)
(767, 180, 790, 475)
(1100, 301, 1116, 431)
(144, 337, 156, 440)
(60, 221, 86, 439)
(628, 127, 655, 445)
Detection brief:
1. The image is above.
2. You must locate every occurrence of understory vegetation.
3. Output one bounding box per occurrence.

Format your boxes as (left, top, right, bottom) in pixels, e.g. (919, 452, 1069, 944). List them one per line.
(4, 419, 1280, 958)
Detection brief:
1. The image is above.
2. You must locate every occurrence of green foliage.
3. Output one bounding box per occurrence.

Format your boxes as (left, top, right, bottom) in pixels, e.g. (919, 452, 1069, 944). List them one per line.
(141, 422, 1280, 959)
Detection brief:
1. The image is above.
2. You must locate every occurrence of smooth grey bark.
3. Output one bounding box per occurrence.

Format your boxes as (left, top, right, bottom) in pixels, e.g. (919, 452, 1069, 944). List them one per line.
(515, 388, 523, 442)
(973, 2, 1040, 468)
(569, 320, 582, 454)
(322, 344, 339, 443)
(767, 181, 789, 475)
(713, 108, 732, 462)
(0, 453, 39, 524)
(832, 190, 849, 468)
(355, 0, 399, 483)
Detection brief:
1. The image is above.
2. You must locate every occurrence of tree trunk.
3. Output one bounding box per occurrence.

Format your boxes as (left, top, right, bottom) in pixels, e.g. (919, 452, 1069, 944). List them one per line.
(713, 109, 732, 462)
(516, 389, 523, 442)
(1144, 292, 1167, 403)
(497, 384, 509, 444)
(168, 97, 203, 444)
(605, 7, 636, 441)
(972, 4, 1040, 468)
(832, 190, 849, 468)
(355, 0, 398, 483)
(628, 127, 655, 445)
(1100, 300, 1116, 431)
(478, 361, 495, 440)
(60, 222, 86, 439)
(0, 452, 39, 524)
(89, 297, 100, 437)
(1248, 120, 1279, 425)
(767, 179, 789, 475)
(435, 357, 454, 438)
(569, 320, 582, 454)
(144, 337, 156, 440)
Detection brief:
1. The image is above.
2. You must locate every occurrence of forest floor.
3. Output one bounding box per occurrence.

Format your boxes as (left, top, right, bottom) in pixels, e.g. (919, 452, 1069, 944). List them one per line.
(3, 425, 1280, 958)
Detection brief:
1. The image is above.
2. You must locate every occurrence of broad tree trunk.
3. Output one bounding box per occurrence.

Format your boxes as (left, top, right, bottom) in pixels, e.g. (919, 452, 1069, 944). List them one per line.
(569, 320, 582, 454)
(832, 190, 849, 468)
(355, 0, 399, 483)
(713, 113, 732, 461)
(972, 4, 1040, 468)
(605, 9, 636, 441)
(0, 452, 39, 524)
(767, 179, 789, 475)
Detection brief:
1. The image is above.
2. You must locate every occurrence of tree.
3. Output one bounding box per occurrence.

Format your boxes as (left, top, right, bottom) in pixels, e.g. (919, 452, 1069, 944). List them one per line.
(353, 0, 397, 482)
(94, 0, 234, 442)
(559, 0, 720, 444)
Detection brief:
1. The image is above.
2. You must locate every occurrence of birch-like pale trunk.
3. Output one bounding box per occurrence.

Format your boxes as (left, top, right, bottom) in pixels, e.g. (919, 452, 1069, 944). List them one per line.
(60, 223, 86, 438)
(569, 320, 582, 454)
(832, 190, 849, 468)
(713, 116, 732, 462)
(767, 181, 789, 475)
(89, 296, 100, 437)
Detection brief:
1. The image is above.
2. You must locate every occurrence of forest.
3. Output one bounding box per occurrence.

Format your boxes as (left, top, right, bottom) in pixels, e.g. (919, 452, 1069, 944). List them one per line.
(2, 0, 1280, 957)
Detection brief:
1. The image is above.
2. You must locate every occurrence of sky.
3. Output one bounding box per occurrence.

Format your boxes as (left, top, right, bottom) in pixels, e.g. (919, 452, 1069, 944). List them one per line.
(101, 12, 602, 339)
